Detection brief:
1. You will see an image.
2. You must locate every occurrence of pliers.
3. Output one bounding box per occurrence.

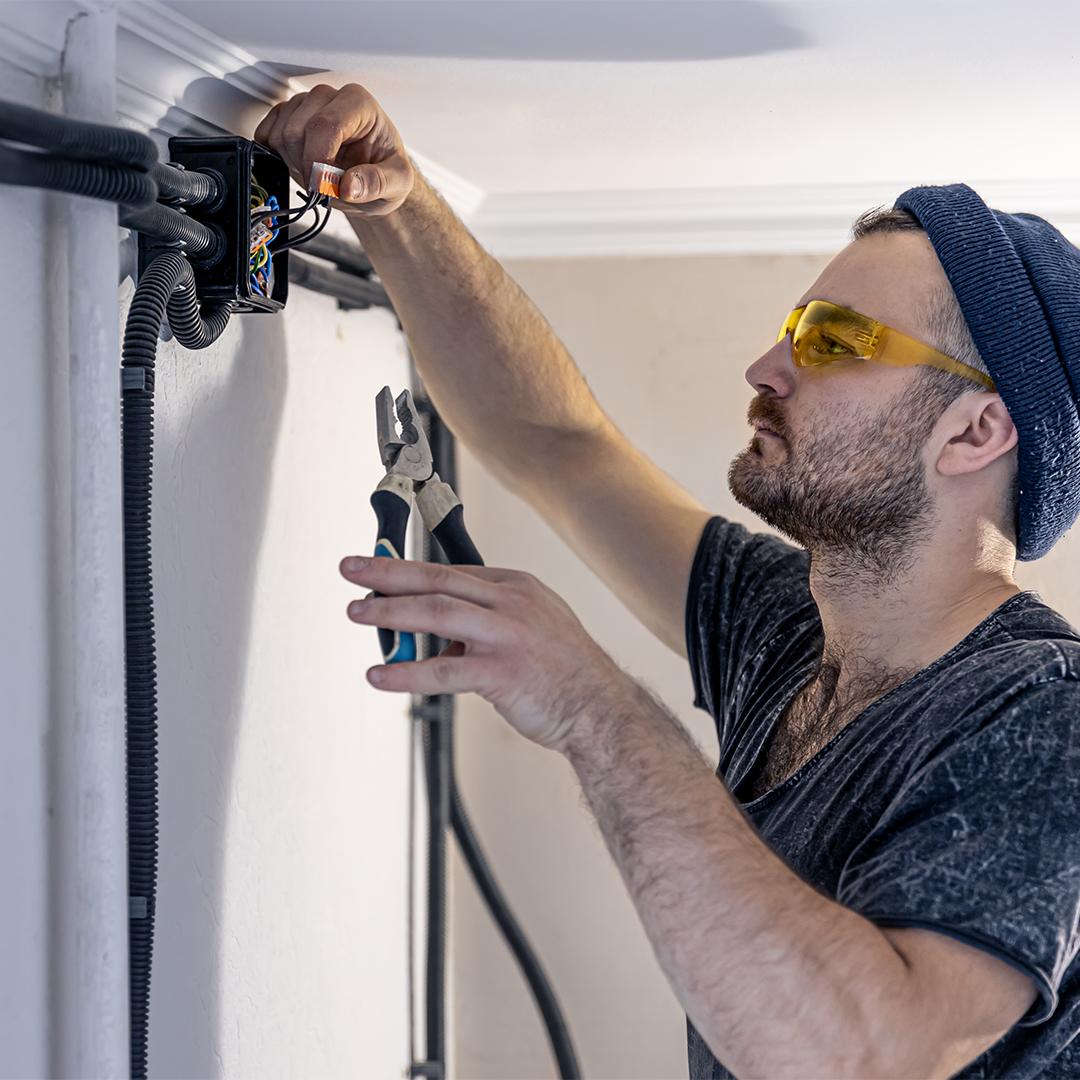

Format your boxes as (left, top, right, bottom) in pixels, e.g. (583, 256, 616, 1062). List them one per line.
(372, 386, 483, 663)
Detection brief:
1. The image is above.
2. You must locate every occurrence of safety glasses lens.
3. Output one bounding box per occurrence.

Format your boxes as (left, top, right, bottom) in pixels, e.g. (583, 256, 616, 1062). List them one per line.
(780, 302, 879, 366)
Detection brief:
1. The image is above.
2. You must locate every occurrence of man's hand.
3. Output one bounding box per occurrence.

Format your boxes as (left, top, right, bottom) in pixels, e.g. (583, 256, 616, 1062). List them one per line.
(253, 83, 415, 217)
(340, 555, 628, 751)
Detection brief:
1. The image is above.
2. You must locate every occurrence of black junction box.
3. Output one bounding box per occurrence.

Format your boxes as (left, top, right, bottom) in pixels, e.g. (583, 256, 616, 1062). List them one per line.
(137, 136, 291, 313)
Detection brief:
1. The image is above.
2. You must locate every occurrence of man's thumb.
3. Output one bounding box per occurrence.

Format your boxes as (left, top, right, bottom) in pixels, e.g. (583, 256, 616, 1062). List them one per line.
(339, 152, 413, 209)
(341, 164, 382, 202)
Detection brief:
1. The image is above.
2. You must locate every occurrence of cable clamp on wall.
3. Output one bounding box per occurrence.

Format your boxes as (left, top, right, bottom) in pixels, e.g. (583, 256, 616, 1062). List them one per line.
(410, 701, 450, 724)
(122, 368, 155, 393)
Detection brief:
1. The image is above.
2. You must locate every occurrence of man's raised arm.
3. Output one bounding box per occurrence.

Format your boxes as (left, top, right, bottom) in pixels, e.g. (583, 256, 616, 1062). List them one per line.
(255, 83, 711, 654)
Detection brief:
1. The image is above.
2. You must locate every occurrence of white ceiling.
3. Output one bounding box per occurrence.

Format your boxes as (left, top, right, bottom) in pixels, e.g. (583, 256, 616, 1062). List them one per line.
(162, 0, 1080, 193)
(144, 0, 1080, 255)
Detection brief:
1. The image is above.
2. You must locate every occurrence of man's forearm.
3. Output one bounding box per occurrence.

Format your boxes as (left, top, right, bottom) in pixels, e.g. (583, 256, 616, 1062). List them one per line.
(561, 674, 919, 1079)
(348, 168, 609, 488)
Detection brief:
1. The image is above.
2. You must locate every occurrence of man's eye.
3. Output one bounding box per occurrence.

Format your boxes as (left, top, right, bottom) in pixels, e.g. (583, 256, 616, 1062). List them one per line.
(812, 335, 854, 356)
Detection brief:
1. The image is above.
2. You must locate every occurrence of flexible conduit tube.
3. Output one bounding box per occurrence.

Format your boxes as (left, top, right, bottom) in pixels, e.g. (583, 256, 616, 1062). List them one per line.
(415, 394, 582, 1080)
(0, 96, 158, 170)
(0, 142, 158, 205)
(118, 202, 220, 259)
(150, 161, 224, 209)
(121, 250, 233, 1078)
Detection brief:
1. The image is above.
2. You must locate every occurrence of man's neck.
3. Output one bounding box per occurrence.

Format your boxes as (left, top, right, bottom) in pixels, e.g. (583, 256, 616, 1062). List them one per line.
(807, 556, 1023, 686)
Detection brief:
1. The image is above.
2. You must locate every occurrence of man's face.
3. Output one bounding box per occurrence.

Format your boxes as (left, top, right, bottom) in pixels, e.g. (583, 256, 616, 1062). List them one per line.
(728, 231, 951, 579)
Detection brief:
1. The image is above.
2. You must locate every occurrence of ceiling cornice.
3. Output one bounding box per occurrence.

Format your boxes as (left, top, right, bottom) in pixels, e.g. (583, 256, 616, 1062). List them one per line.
(0, 0, 484, 218)
(0, 0, 81, 78)
(472, 179, 1080, 259)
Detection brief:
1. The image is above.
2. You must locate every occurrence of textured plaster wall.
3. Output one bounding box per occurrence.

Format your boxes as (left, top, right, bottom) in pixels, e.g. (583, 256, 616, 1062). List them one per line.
(0, 56, 53, 1080)
(128, 259, 416, 1078)
(447, 251, 1080, 1079)
(0, 43, 416, 1071)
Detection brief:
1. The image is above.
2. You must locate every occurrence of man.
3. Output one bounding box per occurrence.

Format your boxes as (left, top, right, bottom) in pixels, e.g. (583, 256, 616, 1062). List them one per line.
(255, 85, 1080, 1077)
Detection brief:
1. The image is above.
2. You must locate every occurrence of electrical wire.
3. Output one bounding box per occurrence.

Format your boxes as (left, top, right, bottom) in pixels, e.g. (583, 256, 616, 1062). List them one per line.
(251, 186, 320, 226)
(249, 184, 327, 297)
(249, 177, 283, 297)
(273, 195, 332, 255)
(410, 389, 583, 1080)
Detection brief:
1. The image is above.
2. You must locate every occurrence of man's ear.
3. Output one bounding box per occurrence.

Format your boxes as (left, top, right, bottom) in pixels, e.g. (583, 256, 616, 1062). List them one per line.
(935, 393, 1018, 479)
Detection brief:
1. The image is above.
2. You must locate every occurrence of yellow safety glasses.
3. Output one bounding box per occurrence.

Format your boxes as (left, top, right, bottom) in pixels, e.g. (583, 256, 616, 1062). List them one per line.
(776, 299, 995, 391)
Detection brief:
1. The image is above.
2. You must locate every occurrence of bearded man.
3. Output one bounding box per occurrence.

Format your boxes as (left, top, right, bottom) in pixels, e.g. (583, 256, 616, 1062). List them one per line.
(257, 83, 1080, 1079)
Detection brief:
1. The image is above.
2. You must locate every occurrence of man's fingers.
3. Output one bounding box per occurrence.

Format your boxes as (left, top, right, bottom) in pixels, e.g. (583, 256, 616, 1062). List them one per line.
(348, 593, 500, 644)
(367, 655, 493, 696)
(299, 83, 379, 186)
(253, 101, 282, 146)
(255, 93, 306, 164)
(279, 84, 338, 178)
(254, 83, 413, 215)
(340, 556, 513, 601)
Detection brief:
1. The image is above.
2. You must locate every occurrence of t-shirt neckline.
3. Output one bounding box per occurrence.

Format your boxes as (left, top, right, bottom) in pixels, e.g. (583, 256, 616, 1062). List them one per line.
(734, 588, 1042, 810)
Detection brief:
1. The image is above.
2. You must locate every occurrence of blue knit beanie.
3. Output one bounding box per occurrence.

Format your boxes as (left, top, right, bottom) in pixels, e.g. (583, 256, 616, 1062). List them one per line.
(893, 183, 1080, 561)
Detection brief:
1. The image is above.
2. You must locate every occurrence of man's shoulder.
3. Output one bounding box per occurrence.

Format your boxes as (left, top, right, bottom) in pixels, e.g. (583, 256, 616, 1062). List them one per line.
(992, 590, 1080, 656)
(901, 602, 1080, 761)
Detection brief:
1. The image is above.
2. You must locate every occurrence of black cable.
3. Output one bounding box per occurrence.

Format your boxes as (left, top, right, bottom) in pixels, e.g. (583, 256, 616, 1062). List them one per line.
(294, 232, 374, 278)
(274, 196, 332, 254)
(251, 187, 319, 226)
(449, 790, 582, 1079)
(419, 694, 450, 1080)
(0, 96, 158, 170)
(0, 142, 158, 206)
(118, 202, 222, 262)
(121, 250, 233, 1079)
(412, 392, 583, 1080)
(287, 252, 392, 310)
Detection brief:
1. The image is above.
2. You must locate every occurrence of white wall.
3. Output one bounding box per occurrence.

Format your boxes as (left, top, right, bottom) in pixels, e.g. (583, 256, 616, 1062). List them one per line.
(0, 55, 54, 1080)
(0, 47, 417, 1079)
(135, 263, 415, 1078)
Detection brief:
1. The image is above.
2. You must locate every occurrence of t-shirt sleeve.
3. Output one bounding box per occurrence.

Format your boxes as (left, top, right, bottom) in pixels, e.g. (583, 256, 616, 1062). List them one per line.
(684, 515, 813, 722)
(836, 674, 1080, 1026)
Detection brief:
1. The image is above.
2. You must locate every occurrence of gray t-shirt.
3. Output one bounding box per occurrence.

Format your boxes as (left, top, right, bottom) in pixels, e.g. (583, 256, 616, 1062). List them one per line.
(684, 516, 1080, 1079)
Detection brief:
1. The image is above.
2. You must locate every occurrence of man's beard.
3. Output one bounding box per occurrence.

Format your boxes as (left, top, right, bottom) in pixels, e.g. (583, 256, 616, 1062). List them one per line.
(727, 380, 943, 589)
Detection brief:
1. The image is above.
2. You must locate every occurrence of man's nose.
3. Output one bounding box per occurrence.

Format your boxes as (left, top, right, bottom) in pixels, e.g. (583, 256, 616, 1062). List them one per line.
(745, 338, 796, 396)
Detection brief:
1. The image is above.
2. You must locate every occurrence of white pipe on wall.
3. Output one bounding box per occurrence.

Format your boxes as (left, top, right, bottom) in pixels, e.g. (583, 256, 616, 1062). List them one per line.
(52, 1, 131, 1075)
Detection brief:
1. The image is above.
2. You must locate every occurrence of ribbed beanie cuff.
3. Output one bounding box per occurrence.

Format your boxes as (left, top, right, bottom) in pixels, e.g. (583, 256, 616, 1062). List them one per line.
(895, 183, 1080, 560)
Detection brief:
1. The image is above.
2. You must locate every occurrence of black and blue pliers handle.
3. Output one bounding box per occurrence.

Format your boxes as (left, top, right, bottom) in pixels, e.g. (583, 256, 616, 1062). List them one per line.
(371, 387, 483, 664)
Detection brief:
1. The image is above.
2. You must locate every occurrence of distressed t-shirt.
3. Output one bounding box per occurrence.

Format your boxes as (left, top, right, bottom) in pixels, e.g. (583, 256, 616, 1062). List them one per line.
(684, 515, 1080, 1079)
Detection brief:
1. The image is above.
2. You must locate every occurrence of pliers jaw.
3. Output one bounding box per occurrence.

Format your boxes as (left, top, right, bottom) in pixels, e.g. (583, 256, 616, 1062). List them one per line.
(376, 386, 434, 485)
(368, 385, 484, 664)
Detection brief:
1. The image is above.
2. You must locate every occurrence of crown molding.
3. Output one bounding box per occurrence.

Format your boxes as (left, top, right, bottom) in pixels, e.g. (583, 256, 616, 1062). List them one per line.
(111, 0, 485, 216)
(0, 1, 87, 78)
(472, 178, 1080, 259)
(0, 0, 483, 217)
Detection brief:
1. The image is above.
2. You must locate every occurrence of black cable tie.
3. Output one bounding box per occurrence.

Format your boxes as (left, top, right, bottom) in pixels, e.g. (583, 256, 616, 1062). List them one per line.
(409, 1061, 444, 1079)
(122, 368, 154, 392)
(129, 896, 148, 920)
(410, 700, 450, 723)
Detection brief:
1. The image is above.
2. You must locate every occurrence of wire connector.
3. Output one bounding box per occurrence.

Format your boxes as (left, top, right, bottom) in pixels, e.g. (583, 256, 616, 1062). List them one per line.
(309, 161, 344, 199)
